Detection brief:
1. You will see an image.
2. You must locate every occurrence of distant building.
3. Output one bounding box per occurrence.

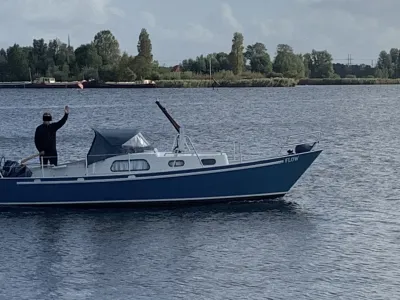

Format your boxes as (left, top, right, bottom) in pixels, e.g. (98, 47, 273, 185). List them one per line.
(171, 65, 181, 72)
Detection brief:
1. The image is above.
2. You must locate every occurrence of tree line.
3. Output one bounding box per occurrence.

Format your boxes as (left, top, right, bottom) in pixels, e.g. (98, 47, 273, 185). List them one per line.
(0, 29, 155, 82)
(0, 29, 397, 82)
(179, 32, 391, 80)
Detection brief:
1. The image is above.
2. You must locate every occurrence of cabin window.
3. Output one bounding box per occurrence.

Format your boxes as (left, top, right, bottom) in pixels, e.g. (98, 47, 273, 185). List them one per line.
(110, 159, 150, 172)
(202, 158, 216, 166)
(168, 160, 185, 167)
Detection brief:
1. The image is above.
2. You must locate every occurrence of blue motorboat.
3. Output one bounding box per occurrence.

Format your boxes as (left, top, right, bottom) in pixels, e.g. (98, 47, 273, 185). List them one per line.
(0, 101, 322, 206)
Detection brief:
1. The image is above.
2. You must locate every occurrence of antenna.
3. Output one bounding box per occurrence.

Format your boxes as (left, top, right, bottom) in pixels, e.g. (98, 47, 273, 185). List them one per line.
(155, 100, 180, 133)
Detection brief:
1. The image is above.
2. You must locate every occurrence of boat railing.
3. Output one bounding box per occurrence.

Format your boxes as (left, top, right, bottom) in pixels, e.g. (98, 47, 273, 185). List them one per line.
(7, 130, 321, 178)
(23, 154, 111, 177)
(23, 149, 229, 178)
(160, 130, 321, 163)
(205, 131, 322, 162)
(23, 151, 205, 177)
(169, 133, 204, 166)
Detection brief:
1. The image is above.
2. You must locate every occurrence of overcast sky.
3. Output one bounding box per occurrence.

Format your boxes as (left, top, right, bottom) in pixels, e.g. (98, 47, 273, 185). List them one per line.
(0, 0, 397, 65)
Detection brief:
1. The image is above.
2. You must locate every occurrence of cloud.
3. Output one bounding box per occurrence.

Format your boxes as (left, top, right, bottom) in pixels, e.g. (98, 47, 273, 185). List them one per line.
(301, 0, 400, 29)
(2, 0, 400, 65)
(257, 19, 294, 39)
(137, 10, 214, 44)
(243, 0, 400, 61)
(140, 11, 157, 28)
(183, 23, 214, 43)
(155, 23, 214, 44)
(221, 3, 243, 31)
(158, 28, 179, 39)
(0, 0, 126, 49)
(298, 6, 400, 54)
(3, 0, 124, 27)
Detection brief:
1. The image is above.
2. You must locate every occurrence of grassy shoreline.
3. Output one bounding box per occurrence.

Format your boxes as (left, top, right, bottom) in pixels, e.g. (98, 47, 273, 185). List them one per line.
(155, 78, 297, 88)
(155, 78, 400, 88)
(297, 78, 400, 85)
(2, 78, 400, 89)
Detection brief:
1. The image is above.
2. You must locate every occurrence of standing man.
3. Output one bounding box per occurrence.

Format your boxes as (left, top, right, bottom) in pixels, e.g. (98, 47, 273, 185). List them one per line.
(35, 106, 70, 166)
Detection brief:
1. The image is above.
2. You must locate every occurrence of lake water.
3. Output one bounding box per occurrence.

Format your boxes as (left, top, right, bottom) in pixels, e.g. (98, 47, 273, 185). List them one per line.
(0, 86, 399, 299)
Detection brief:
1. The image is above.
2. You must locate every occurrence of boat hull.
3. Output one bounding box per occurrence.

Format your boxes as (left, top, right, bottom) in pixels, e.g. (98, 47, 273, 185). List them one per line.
(0, 150, 321, 206)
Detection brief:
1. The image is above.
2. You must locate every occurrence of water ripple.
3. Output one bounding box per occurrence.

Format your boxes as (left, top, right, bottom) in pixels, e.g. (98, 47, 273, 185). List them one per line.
(0, 86, 400, 299)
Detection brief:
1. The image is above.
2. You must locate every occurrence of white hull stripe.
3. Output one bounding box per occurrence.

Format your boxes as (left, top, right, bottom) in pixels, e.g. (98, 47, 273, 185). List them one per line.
(0, 191, 287, 206)
(16, 159, 285, 185)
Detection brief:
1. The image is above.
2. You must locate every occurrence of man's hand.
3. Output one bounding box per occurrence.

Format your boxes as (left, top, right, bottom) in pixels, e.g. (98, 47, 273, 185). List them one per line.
(64, 105, 70, 114)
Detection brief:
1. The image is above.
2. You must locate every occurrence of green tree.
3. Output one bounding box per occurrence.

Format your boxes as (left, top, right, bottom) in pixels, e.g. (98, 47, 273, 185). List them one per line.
(249, 55, 272, 74)
(229, 32, 244, 75)
(182, 58, 195, 72)
(75, 43, 102, 70)
(53, 63, 70, 81)
(375, 50, 392, 78)
(216, 52, 231, 70)
(117, 52, 136, 81)
(6, 44, 29, 81)
(47, 39, 59, 69)
(31, 38, 48, 76)
(245, 43, 272, 74)
(179, 52, 232, 73)
(99, 64, 118, 82)
(55, 43, 69, 66)
(273, 44, 302, 78)
(192, 55, 207, 73)
(397, 53, 400, 79)
(309, 50, 334, 78)
(137, 28, 152, 62)
(93, 30, 120, 66)
(206, 53, 220, 73)
(294, 54, 305, 78)
(0, 48, 8, 81)
(132, 55, 150, 80)
(81, 67, 99, 80)
(303, 53, 312, 77)
(389, 48, 399, 78)
(22, 46, 36, 78)
(244, 42, 267, 60)
(135, 28, 153, 79)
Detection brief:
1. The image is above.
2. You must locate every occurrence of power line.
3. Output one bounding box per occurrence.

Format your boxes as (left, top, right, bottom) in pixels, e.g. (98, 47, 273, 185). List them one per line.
(347, 54, 352, 66)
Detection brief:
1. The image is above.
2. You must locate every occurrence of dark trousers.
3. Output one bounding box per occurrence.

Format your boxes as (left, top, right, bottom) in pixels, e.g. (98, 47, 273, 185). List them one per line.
(40, 152, 58, 166)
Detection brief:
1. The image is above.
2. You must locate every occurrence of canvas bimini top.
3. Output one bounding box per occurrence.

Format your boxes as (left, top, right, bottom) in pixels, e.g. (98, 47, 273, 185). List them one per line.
(86, 128, 154, 165)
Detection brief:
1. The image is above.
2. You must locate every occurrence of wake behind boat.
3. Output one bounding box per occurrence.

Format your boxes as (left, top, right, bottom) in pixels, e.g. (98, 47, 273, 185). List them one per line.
(0, 101, 322, 206)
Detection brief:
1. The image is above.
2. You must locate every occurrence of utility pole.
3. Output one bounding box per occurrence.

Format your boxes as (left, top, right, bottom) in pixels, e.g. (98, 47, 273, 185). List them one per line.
(347, 54, 352, 66)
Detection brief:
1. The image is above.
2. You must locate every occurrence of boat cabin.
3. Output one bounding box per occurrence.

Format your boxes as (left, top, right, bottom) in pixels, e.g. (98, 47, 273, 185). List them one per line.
(28, 128, 229, 178)
(34, 77, 56, 84)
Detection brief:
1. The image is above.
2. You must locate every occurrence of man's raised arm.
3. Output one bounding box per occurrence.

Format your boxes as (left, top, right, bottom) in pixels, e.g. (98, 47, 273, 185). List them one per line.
(52, 106, 69, 131)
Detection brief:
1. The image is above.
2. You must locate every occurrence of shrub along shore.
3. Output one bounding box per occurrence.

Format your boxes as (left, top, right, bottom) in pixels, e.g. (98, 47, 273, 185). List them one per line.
(154, 77, 400, 88)
(155, 78, 297, 88)
(2, 77, 399, 88)
(297, 78, 400, 85)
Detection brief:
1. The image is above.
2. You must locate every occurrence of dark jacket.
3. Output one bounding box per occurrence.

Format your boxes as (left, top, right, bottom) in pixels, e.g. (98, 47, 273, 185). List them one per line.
(34, 113, 68, 154)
